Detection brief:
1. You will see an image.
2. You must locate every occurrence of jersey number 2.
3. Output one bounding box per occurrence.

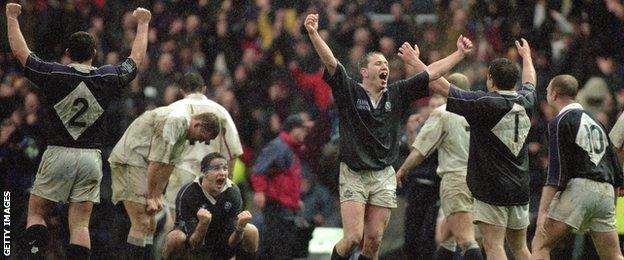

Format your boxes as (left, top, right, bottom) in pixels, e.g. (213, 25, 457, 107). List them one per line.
(69, 98, 89, 127)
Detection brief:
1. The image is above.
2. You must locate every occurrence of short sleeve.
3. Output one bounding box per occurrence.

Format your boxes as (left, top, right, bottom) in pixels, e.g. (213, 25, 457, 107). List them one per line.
(23, 53, 55, 88)
(446, 85, 488, 117)
(174, 185, 199, 234)
(393, 71, 430, 105)
(412, 107, 446, 157)
(148, 116, 187, 164)
(610, 113, 624, 149)
(322, 61, 351, 92)
(115, 58, 138, 86)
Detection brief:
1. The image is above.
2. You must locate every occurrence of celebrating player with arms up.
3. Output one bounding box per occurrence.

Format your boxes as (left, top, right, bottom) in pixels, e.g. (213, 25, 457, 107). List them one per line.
(6, 3, 150, 259)
(305, 13, 472, 260)
(531, 75, 624, 260)
(401, 39, 536, 259)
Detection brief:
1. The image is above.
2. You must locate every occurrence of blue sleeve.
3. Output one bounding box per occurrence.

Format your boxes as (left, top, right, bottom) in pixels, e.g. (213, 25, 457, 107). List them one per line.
(23, 53, 57, 88)
(546, 116, 567, 188)
(394, 71, 430, 109)
(97, 58, 138, 88)
(174, 184, 198, 234)
(518, 82, 537, 109)
(446, 85, 488, 117)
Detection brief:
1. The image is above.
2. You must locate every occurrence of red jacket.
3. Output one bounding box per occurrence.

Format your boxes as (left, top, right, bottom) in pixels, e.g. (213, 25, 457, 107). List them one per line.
(251, 132, 302, 210)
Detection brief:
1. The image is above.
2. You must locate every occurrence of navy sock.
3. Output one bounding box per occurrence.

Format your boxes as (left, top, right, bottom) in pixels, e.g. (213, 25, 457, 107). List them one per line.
(22, 224, 49, 259)
(67, 244, 91, 260)
(331, 246, 350, 260)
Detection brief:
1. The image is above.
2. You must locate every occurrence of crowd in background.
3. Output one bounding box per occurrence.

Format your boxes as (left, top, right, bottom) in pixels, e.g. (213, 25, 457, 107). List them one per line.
(2, 0, 624, 259)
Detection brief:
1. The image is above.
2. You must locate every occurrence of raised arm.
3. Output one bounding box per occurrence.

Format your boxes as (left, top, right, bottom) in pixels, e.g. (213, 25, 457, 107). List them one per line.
(128, 8, 151, 65)
(6, 3, 30, 66)
(515, 38, 536, 86)
(426, 35, 473, 83)
(305, 14, 338, 75)
(398, 36, 472, 96)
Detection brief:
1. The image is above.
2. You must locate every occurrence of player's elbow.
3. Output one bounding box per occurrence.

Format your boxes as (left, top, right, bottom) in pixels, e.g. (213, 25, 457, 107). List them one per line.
(129, 53, 144, 66)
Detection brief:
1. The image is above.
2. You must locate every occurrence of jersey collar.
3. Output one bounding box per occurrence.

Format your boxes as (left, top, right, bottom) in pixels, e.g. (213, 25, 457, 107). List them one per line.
(195, 176, 233, 205)
(360, 84, 388, 109)
(558, 102, 583, 115)
(68, 63, 96, 73)
(185, 93, 209, 101)
(496, 90, 517, 96)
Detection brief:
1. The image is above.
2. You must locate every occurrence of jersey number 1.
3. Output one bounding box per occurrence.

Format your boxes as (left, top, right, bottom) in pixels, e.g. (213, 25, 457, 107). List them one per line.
(69, 98, 89, 127)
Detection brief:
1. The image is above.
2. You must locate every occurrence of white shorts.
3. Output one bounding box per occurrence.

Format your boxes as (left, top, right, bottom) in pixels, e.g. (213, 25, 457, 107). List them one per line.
(31, 146, 102, 203)
(548, 178, 616, 233)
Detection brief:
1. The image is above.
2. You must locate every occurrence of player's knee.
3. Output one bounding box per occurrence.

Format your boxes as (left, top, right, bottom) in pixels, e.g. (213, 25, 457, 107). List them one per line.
(165, 230, 187, 247)
(243, 224, 259, 252)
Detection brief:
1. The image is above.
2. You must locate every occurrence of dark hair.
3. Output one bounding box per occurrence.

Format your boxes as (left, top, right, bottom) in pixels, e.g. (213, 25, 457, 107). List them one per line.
(193, 112, 221, 139)
(200, 152, 226, 172)
(358, 52, 384, 69)
(488, 58, 519, 90)
(67, 32, 96, 62)
(282, 114, 304, 132)
(180, 72, 205, 92)
(550, 74, 578, 98)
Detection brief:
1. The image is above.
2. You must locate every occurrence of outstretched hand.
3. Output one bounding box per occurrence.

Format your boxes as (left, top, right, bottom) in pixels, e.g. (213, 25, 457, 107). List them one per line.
(515, 38, 531, 59)
(6, 3, 22, 19)
(457, 35, 473, 56)
(398, 42, 420, 67)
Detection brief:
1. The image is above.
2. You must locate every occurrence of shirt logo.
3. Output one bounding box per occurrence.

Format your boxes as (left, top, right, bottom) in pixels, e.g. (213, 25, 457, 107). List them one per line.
(356, 99, 371, 111)
(344, 189, 353, 199)
(224, 201, 232, 211)
(385, 102, 392, 112)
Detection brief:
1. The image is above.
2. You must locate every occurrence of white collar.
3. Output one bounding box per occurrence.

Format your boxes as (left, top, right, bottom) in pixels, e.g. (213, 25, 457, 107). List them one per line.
(194, 176, 233, 205)
(558, 102, 583, 115)
(68, 63, 95, 73)
(185, 93, 209, 100)
(497, 90, 517, 95)
(361, 84, 387, 109)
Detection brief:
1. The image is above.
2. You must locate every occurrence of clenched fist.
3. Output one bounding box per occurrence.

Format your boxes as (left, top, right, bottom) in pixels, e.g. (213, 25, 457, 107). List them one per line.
(133, 7, 151, 24)
(236, 210, 252, 229)
(6, 3, 22, 19)
(197, 208, 212, 225)
(304, 14, 319, 34)
(457, 35, 473, 56)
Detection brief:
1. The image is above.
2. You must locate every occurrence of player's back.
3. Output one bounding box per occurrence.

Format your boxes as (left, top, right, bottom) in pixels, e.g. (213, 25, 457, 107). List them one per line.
(23, 54, 137, 149)
(548, 106, 622, 188)
(447, 83, 536, 206)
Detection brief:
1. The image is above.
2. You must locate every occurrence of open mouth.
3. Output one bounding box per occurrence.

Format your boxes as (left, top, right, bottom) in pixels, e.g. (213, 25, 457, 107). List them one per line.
(379, 71, 388, 81)
(216, 178, 225, 186)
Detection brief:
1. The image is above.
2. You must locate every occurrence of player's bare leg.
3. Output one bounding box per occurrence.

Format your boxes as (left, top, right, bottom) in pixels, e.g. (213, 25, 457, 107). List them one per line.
(478, 223, 506, 260)
(123, 200, 157, 258)
(505, 228, 530, 260)
(530, 218, 569, 260)
(447, 212, 482, 259)
(590, 230, 624, 260)
(67, 201, 94, 258)
(332, 201, 365, 259)
(361, 204, 391, 260)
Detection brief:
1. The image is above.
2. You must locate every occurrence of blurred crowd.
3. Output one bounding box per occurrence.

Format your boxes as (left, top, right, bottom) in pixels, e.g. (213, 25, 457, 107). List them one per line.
(2, 0, 624, 259)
